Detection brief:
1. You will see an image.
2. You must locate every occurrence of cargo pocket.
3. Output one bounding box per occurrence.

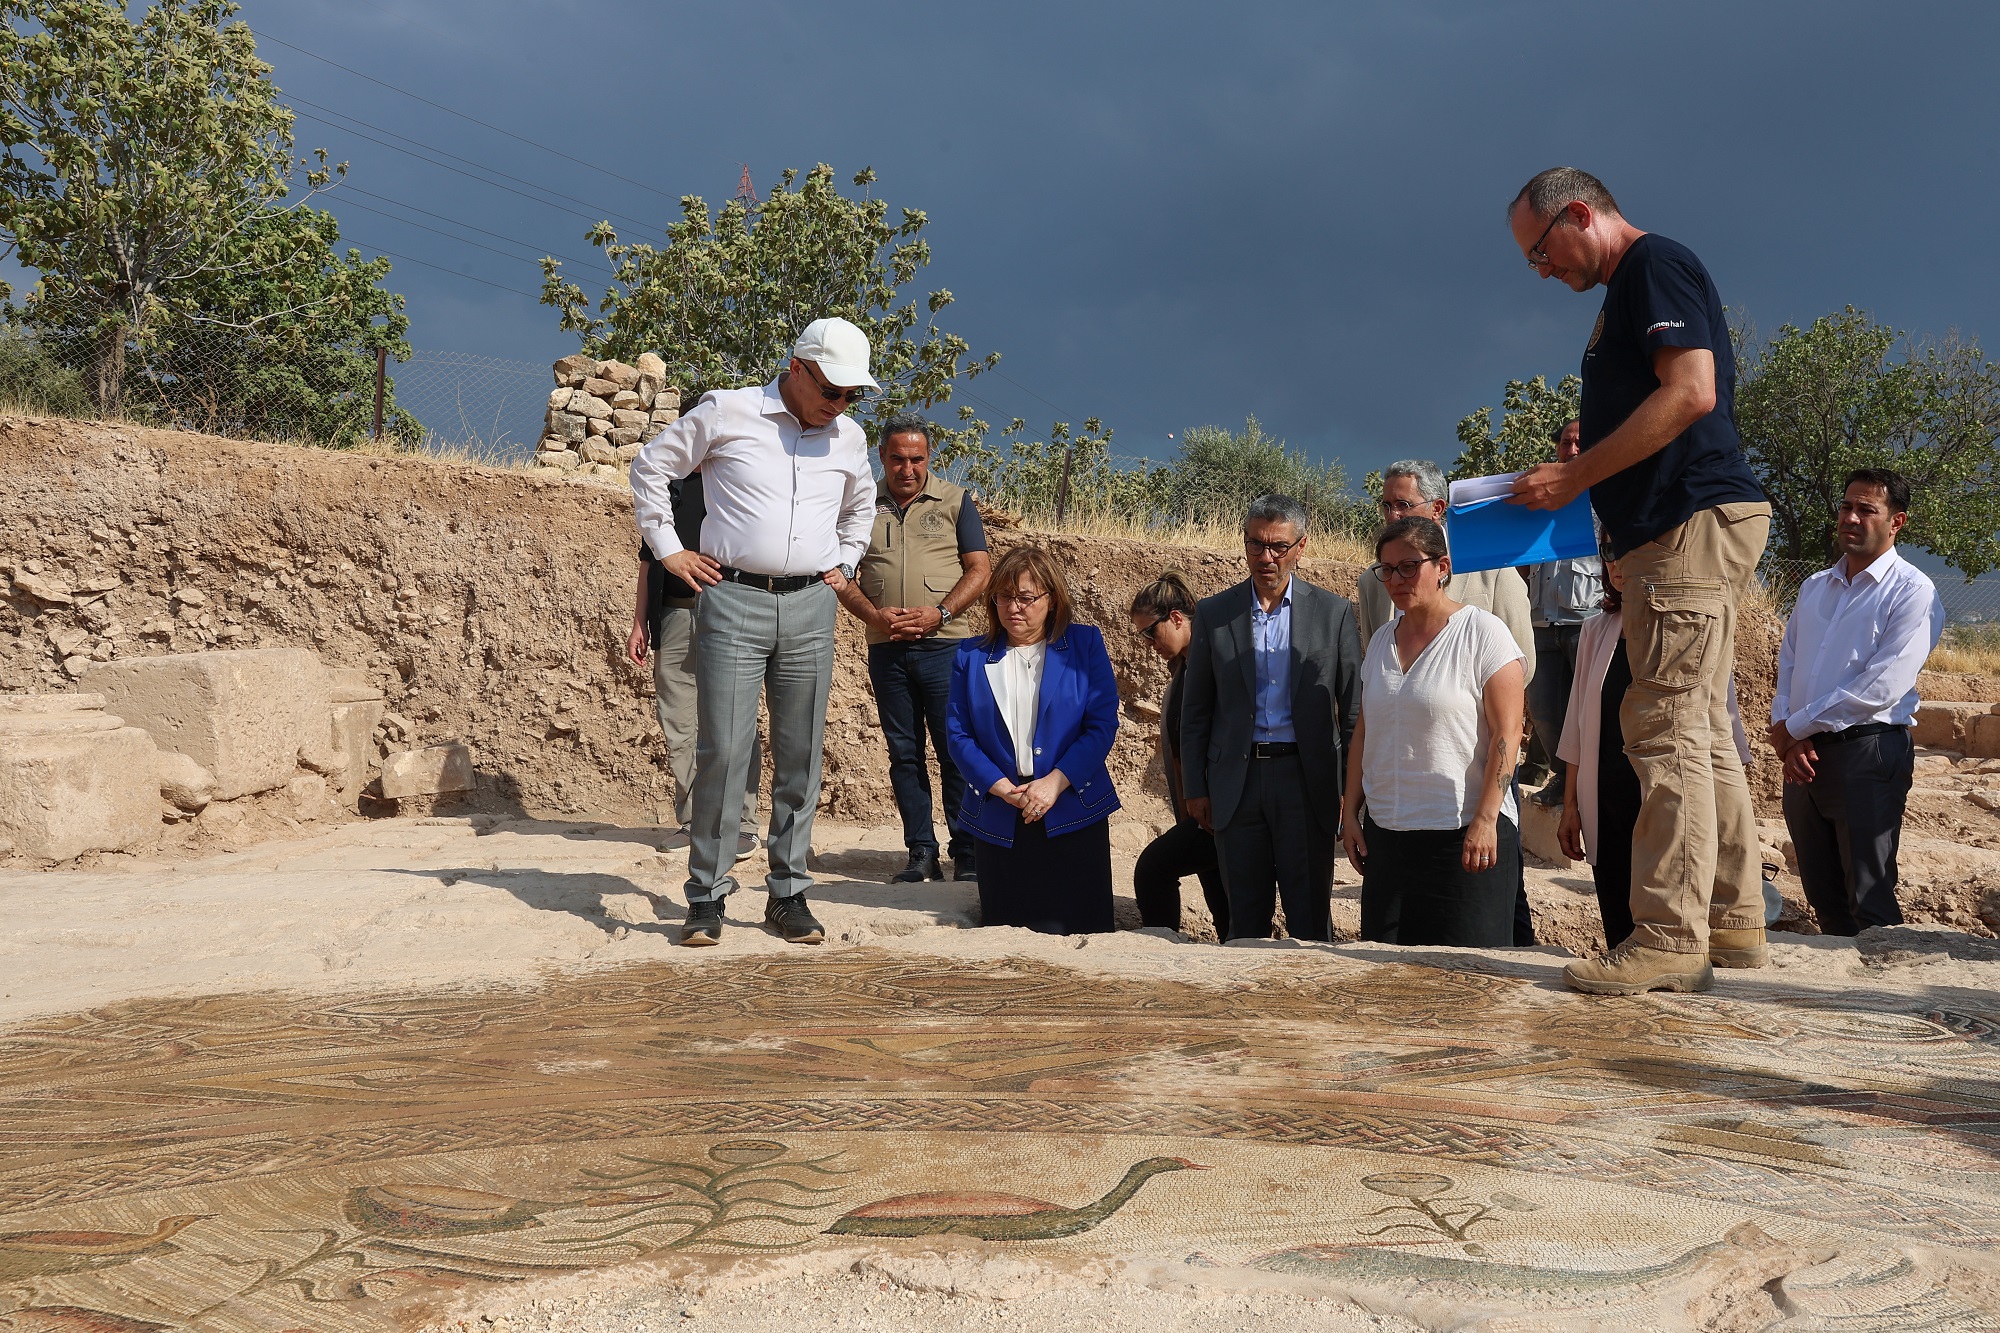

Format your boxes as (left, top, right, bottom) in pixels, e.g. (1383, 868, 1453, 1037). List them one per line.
(1634, 579, 1724, 692)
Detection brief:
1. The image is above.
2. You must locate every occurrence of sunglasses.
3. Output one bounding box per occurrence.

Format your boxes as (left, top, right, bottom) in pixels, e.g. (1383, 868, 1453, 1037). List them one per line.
(799, 358, 869, 405)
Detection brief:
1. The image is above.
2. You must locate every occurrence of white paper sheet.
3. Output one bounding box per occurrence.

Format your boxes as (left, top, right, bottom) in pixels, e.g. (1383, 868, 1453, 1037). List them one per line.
(1447, 471, 1521, 508)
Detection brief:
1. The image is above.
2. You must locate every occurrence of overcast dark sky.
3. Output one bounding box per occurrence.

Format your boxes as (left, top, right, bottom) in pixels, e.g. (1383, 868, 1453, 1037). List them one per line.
(234, 0, 1999, 481)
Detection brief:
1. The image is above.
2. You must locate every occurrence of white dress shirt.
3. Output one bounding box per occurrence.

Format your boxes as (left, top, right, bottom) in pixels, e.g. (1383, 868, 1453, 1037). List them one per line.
(985, 641, 1046, 778)
(1774, 546, 1944, 740)
(630, 379, 876, 576)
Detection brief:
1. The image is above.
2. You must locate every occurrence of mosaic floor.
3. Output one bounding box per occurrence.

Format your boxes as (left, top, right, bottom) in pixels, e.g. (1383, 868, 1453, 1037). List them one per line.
(4, 949, 2000, 1330)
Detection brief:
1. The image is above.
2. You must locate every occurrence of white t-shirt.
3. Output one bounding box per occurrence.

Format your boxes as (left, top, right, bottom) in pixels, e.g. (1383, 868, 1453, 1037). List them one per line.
(1360, 605, 1524, 832)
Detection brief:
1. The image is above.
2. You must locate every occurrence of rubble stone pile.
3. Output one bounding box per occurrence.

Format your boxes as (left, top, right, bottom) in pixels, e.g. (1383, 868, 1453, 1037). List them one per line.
(534, 351, 682, 479)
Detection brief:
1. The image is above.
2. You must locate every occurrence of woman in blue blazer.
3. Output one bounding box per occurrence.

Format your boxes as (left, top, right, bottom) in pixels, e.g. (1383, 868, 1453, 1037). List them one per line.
(946, 544, 1122, 933)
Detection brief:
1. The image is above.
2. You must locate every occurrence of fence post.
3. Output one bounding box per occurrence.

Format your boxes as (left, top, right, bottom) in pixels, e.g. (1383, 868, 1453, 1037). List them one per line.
(372, 347, 387, 442)
(1056, 439, 1074, 526)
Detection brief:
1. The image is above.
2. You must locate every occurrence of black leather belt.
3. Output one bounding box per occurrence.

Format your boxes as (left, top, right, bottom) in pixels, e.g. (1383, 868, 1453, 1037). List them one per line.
(718, 566, 820, 594)
(1818, 721, 1904, 747)
(1251, 742, 1300, 758)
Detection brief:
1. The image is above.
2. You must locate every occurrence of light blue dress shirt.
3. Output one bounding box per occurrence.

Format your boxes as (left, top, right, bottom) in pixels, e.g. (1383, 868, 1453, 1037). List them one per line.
(1251, 578, 1296, 743)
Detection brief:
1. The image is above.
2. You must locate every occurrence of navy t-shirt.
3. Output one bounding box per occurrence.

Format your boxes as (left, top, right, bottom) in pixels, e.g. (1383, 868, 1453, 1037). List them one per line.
(1580, 233, 1764, 556)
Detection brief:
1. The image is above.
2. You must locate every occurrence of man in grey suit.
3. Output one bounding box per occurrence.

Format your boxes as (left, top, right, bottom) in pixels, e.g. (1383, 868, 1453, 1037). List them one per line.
(1181, 494, 1363, 942)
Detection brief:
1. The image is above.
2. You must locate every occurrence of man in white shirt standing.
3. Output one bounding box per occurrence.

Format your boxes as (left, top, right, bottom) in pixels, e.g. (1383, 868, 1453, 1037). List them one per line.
(630, 317, 878, 947)
(1769, 468, 1944, 936)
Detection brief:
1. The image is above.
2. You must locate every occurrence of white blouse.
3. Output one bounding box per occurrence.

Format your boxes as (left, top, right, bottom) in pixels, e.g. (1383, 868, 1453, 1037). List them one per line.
(985, 641, 1046, 779)
(1360, 606, 1524, 832)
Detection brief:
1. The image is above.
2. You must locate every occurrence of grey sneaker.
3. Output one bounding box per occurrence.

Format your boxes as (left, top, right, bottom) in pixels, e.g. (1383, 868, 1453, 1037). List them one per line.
(680, 898, 723, 948)
(764, 893, 825, 945)
(734, 831, 760, 863)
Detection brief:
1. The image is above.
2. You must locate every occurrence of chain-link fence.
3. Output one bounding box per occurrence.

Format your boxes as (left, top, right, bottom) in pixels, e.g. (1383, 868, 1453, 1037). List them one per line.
(1760, 553, 2000, 628)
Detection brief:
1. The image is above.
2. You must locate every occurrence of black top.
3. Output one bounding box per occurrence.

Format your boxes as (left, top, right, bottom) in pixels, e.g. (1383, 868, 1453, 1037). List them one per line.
(1580, 233, 1764, 556)
(1162, 658, 1187, 810)
(1597, 636, 1640, 816)
(639, 472, 708, 647)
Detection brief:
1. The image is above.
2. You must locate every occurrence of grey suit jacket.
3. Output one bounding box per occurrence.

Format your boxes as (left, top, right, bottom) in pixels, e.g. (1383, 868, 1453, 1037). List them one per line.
(1180, 577, 1362, 837)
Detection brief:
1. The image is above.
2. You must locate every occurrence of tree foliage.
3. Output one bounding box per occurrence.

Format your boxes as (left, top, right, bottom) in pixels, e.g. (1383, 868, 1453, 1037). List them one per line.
(540, 163, 997, 441)
(943, 415, 1147, 523)
(1452, 374, 1581, 480)
(1149, 416, 1354, 532)
(0, 0, 409, 440)
(1736, 307, 2000, 579)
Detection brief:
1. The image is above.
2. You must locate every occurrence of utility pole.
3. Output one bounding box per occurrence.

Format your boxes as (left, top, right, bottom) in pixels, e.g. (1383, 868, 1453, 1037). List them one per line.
(372, 347, 387, 443)
(1056, 439, 1074, 526)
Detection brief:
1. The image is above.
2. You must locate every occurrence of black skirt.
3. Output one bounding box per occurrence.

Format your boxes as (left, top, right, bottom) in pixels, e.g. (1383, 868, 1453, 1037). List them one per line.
(1359, 813, 1520, 947)
(975, 812, 1114, 935)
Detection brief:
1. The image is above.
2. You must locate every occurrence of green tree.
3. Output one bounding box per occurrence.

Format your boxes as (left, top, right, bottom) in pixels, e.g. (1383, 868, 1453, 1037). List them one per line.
(1452, 374, 1581, 480)
(540, 164, 998, 441)
(0, 0, 401, 418)
(947, 416, 1144, 524)
(1736, 307, 2000, 578)
(1150, 416, 1352, 532)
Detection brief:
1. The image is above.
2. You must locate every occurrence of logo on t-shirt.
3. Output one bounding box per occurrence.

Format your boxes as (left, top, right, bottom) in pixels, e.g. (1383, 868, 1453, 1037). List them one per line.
(1645, 319, 1687, 336)
(1587, 310, 1605, 352)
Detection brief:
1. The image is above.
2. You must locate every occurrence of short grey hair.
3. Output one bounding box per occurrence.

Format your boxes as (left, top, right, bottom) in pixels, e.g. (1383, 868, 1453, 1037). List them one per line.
(1383, 459, 1447, 503)
(879, 410, 933, 449)
(1244, 492, 1308, 537)
(1508, 166, 1621, 224)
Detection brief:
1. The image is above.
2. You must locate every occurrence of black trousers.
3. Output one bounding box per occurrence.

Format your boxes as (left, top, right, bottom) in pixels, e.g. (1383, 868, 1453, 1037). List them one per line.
(1360, 813, 1521, 947)
(1134, 818, 1228, 939)
(1215, 753, 1334, 942)
(1783, 726, 1913, 936)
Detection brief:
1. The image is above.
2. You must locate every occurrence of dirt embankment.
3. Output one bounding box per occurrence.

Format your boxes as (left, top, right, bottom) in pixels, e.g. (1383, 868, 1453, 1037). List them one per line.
(0, 413, 1856, 833)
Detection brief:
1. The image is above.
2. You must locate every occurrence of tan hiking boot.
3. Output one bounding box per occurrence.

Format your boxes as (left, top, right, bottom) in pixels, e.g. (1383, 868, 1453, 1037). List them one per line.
(1564, 943, 1713, 996)
(1709, 927, 1769, 969)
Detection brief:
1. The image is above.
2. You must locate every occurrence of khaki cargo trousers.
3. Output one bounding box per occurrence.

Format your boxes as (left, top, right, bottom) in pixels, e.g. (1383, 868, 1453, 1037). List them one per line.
(1617, 501, 1771, 954)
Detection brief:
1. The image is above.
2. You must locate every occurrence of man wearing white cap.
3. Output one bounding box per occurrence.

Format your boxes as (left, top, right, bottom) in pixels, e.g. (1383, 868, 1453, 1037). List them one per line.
(630, 317, 879, 946)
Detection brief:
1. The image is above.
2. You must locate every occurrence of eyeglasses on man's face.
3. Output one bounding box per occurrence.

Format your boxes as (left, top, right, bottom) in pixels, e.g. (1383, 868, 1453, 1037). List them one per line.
(1378, 496, 1428, 516)
(799, 358, 869, 404)
(1371, 556, 1437, 583)
(1244, 536, 1303, 559)
(1526, 203, 1571, 271)
(996, 589, 1048, 608)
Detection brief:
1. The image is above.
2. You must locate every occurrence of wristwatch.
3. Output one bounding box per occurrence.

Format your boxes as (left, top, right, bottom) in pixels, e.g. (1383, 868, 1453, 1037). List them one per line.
(936, 605, 954, 628)
(838, 563, 855, 581)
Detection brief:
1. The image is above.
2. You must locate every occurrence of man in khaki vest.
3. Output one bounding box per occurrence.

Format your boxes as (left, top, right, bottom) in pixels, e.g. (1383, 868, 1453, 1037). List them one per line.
(837, 411, 992, 882)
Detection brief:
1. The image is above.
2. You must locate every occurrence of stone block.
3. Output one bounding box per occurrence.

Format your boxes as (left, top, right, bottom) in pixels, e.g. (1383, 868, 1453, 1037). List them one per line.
(611, 408, 649, 430)
(536, 450, 580, 471)
(157, 749, 216, 813)
(547, 411, 586, 444)
(553, 352, 596, 383)
(610, 389, 644, 411)
(536, 435, 569, 454)
(381, 742, 474, 799)
(655, 389, 682, 412)
(0, 695, 161, 859)
(1913, 702, 1991, 750)
(1969, 713, 2000, 760)
(586, 462, 621, 479)
(607, 427, 640, 448)
(573, 392, 614, 422)
(634, 351, 667, 378)
(598, 361, 642, 391)
(649, 408, 680, 428)
(1517, 793, 1572, 867)
(580, 376, 620, 400)
(586, 417, 613, 438)
(613, 443, 643, 464)
(329, 667, 382, 704)
(546, 386, 576, 411)
(330, 698, 386, 807)
(579, 438, 617, 465)
(86, 648, 331, 800)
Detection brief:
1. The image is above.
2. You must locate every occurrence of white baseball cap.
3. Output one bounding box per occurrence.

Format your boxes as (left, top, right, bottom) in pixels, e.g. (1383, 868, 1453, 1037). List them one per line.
(791, 317, 879, 390)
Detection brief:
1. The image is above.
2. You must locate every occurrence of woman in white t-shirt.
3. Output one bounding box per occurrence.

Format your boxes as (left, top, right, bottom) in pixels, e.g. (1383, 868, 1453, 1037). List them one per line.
(1339, 515, 1527, 946)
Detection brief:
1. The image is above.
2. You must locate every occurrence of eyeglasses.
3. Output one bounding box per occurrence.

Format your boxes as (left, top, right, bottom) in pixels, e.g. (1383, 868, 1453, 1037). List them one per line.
(1377, 496, 1428, 516)
(1135, 616, 1164, 641)
(996, 590, 1048, 608)
(1371, 556, 1437, 583)
(798, 358, 869, 405)
(1526, 204, 1571, 270)
(1244, 536, 1303, 558)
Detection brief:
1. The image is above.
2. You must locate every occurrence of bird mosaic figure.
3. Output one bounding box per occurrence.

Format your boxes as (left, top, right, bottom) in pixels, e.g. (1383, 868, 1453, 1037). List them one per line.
(0, 1215, 209, 1283)
(825, 1157, 1208, 1240)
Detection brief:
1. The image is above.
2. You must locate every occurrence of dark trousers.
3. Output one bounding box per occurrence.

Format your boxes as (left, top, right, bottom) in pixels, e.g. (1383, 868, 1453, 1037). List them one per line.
(1215, 753, 1334, 942)
(1783, 726, 1914, 936)
(1526, 624, 1583, 788)
(1135, 818, 1228, 939)
(867, 641, 969, 860)
(1510, 777, 1536, 947)
(1360, 813, 1521, 947)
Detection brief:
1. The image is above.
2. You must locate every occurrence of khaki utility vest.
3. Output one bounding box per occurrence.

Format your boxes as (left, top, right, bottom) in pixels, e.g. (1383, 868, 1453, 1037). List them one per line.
(857, 473, 977, 647)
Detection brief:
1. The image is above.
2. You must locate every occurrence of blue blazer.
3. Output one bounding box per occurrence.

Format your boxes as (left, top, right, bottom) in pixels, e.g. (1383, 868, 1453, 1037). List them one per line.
(946, 624, 1122, 847)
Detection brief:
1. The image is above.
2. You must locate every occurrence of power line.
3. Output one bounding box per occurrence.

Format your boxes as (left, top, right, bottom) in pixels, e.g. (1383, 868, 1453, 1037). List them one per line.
(341, 236, 542, 299)
(332, 189, 611, 274)
(253, 28, 697, 203)
(290, 98, 654, 231)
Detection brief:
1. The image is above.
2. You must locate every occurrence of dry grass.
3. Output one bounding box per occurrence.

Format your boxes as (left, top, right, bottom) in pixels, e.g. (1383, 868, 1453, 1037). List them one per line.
(1011, 509, 1376, 567)
(1929, 623, 2000, 676)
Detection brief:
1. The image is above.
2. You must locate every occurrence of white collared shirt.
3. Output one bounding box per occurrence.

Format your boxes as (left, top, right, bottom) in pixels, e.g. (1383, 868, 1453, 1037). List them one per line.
(985, 641, 1046, 778)
(630, 379, 876, 576)
(1774, 546, 1944, 739)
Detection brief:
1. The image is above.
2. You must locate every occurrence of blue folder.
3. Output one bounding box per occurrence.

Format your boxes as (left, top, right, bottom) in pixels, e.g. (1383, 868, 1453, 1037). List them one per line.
(1445, 474, 1597, 574)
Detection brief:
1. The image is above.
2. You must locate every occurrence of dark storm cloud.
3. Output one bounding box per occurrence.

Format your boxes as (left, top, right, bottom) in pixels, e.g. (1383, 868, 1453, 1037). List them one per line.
(243, 0, 2000, 476)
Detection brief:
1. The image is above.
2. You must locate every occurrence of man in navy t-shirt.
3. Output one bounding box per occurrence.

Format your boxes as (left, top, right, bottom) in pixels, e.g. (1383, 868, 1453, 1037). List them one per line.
(1504, 166, 1772, 998)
